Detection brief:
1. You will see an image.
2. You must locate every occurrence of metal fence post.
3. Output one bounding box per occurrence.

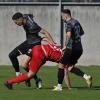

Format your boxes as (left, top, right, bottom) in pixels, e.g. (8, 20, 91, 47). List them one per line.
(59, 0, 64, 48)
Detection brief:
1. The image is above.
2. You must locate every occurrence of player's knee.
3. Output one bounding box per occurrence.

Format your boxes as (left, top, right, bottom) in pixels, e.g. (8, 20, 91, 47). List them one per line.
(9, 52, 14, 59)
(68, 66, 73, 71)
(21, 55, 31, 68)
(58, 63, 64, 69)
(28, 70, 35, 78)
(64, 67, 68, 73)
(9, 50, 19, 59)
(21, 63, 27, 68)
(9, 52, 19, 61)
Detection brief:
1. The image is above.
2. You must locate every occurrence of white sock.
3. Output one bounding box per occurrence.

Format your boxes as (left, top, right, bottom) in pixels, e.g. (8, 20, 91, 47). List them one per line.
(16, 72, 21, 76)
(83, 74, 89, 80)
(57, 84, 62, 89)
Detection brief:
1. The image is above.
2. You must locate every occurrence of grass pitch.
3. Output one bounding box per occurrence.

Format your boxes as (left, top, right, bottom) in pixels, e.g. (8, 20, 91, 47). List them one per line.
(0, 65, 100, 100)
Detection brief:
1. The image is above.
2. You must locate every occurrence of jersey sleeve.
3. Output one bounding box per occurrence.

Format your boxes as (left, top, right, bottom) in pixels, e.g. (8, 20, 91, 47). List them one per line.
(28, 22, 42, 34)
(65, 23, 72, 33)
(26, 15, 42, 34)
(79, 24, 84, 36)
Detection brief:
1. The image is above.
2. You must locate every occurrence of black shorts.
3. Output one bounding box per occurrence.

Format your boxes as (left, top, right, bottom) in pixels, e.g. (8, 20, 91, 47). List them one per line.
(60, 48, 83, 65)
(15, 40, 41, 57)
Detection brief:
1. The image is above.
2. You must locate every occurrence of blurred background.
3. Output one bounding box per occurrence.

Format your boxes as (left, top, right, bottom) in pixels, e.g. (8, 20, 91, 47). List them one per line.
(0, 0, 100, 2)
(0, 0, 100, 66)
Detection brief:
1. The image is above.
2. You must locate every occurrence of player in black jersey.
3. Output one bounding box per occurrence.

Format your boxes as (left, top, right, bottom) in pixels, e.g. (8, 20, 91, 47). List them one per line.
(9, 12, 55, 88)
(53, 9, 92, 91)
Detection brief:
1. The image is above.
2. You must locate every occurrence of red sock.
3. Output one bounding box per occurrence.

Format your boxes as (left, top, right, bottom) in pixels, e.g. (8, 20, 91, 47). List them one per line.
(7, 74, 29, 84)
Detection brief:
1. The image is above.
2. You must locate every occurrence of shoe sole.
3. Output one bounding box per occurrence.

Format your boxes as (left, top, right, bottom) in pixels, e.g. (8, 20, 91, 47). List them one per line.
(52, 86, 62, 91)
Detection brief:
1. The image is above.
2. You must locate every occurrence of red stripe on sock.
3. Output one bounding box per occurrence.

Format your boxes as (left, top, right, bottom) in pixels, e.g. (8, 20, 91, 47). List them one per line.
(8, 74, 29, 84)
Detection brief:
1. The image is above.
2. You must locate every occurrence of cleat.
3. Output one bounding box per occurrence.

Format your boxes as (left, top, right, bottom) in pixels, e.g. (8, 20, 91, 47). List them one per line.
(35, 78, 42, 89)
(5, 82, 13, 90)
(86, 76, 92, 88)
(52, 86, 62, 91)
(25, 79, 31, 87)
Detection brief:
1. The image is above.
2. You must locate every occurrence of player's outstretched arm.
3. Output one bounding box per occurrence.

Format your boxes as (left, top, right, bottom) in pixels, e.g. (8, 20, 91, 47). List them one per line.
(62, 46, 66, 51)
(40, 29, 56, 45)
(42, 37, 53, 44)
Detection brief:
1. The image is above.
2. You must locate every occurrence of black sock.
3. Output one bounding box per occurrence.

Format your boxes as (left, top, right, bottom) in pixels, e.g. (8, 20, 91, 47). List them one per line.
(10, 57, 20, 72)
(70, 67, 84, 77)
(33, 74, 39, 81)
(58, 68, 64, 84)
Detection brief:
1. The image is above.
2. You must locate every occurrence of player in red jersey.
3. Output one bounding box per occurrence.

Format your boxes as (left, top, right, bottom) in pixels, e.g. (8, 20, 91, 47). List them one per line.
(21, 37, 71, 90)
(5, 37, 91, 90)
(5, 42, 70, 89)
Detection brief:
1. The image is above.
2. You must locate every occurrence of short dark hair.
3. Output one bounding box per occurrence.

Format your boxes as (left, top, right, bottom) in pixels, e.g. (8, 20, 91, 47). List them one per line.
(12, 12, 23, 20)
(62, 9, 71, 16)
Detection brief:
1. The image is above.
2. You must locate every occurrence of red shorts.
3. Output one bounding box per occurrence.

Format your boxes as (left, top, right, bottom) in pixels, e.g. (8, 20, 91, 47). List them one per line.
(29, 45, 46, 73)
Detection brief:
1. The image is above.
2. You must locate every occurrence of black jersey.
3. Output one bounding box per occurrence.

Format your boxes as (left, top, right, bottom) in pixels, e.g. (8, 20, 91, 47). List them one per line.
(23, 14, 42, 45)
(65, 18, 84, 50)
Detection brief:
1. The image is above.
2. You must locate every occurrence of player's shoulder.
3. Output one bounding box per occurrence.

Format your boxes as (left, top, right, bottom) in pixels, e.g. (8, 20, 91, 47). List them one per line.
(23, 14, 33, 18)
(23, 14, 35, 23)
(70, 18, 78, 25)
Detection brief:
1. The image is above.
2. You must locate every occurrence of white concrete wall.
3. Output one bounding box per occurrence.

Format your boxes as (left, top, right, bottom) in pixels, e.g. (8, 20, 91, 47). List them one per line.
(0, 5, 100, 65)
(0, 5, 60, 65)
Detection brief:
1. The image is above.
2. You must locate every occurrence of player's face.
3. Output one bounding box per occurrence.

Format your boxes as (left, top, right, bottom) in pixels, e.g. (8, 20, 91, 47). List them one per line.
(61, 13, 67, 22)
(13, 18, 23, 26)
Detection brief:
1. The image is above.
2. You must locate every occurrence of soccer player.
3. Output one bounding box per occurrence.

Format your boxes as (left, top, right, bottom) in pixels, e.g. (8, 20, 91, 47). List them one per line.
(5, 43, 68, 90)
(20, 37, 71, 90)
(53, 9, 92, 91)
(5, 40, 91, 90)
(8, 12, 55, 88)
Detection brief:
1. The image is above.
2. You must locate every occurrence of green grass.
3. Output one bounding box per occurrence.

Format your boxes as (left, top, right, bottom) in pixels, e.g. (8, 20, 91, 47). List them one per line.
(0, 65, 100, 100)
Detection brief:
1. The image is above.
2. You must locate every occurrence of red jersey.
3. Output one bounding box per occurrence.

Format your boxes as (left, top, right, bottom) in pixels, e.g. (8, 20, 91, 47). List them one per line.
(41, 44, 63, 63)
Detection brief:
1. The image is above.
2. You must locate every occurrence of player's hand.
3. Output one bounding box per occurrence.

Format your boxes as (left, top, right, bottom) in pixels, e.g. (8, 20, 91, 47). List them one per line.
(62, 46, 66, 51)
(52, 43, 61, 48)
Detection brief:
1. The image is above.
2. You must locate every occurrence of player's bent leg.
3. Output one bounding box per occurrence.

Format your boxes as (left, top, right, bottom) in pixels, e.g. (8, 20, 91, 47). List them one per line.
(21, 55, 32, 87)
(84, 75, 92, 88)
(25, 71, 42, 89)
(5, 71, 35, 90)
(5, 74, 29, 90)
(24, 70, 34, 87)
(53, 63, 64, 91)
(21, 55, 42, 88)
(28, 50, 45, 89)
(64, 68, 71, 90)
(69, 66, 92, 88)
(33, 75, 42, 89)
(9, 49, 21, 76)
(25, 72, 42, 88)
(68, 66, 85, 77)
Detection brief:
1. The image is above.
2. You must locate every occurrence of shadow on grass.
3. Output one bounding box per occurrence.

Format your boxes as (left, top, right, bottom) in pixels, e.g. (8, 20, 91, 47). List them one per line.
(64, 86, 100, 90)
(4, 85, 100, 91)
(23, 85, 100, 90)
